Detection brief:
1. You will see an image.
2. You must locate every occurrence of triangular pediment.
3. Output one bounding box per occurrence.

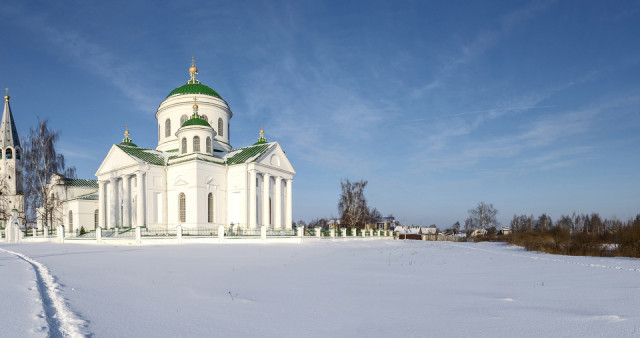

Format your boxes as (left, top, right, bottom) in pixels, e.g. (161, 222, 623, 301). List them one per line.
(95, 145, 143, 176)
(255, 142, 295, 174)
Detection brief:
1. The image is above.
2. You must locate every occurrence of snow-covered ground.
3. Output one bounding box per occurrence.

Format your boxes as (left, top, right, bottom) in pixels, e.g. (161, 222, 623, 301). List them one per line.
(1, 240, 639, 337)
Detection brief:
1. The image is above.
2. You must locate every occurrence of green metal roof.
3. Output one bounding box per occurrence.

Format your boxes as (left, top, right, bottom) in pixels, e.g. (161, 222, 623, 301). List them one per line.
(181, 116, 211, 127)
(69, 191, 99, 201)
(167, 83, 222, 99)
(116, 144, 166, 166)
(61, 178, 98, 188)
(225, 143, 271, 165)
(120, 140, 138, 147)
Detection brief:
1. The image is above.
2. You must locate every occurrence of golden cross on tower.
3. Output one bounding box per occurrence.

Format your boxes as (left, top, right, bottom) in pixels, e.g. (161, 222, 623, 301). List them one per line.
(4, 88, 8, 102)
(189, 56, 198, 83)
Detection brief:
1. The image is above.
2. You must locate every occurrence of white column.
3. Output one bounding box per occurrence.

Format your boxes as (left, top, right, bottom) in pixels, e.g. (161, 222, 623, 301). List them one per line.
(274, 177, 282, 230)
(123, 175, 131, 228)
(285, 179, 293, 230)
(136, 171, 145, 228)
(109, 177, 117, 229)
(262, 173, 270, 227)
(249, 170, 257, 229)
(98, 180, 105, 229)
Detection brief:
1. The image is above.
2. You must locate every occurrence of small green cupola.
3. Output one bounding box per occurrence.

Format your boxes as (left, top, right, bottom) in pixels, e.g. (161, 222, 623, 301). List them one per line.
(254, 125, 268, 144)
(120, 125, 138, 147)
(181, 97, 212, 128)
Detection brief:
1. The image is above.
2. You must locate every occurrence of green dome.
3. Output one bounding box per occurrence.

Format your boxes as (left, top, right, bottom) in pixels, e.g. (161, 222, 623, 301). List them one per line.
(167, 83, 222, 99)
(182, 116, 211, 127)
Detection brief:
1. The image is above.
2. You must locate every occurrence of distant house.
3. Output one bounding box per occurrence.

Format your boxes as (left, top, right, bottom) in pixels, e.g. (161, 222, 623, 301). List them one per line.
(500, 227, 512, 235)
(470, 229, 488, 237)
(366, 216, 400, 230)
(419, 225, 438, 235)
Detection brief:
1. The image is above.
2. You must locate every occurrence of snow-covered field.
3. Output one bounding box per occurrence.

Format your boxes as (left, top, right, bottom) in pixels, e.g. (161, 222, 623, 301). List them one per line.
(1, 239, 639, 337)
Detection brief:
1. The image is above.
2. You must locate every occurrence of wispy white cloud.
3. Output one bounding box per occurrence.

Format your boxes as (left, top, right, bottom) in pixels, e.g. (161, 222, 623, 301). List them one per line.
(408, 92, 640, 175)
(12, 6, 159, 112)
(411, 0, 557, 98)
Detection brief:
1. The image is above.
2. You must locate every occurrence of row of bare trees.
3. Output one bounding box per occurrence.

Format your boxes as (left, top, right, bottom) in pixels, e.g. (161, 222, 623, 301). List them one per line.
(510, 212, 629, 236)
(506, 212, 640, 257)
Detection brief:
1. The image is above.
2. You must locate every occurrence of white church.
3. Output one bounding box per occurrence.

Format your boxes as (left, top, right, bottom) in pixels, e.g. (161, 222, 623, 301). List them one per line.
(30, 60, 296, 233)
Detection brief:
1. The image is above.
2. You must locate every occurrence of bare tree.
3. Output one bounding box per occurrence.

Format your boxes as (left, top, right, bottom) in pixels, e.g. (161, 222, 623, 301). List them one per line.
(338, 179, 369, 229)
(452, 221, 461, 234)
(367, 207, 382, 224)
(22, 119, 75, 227)
(535, 213, 552, 232)
(465, 202, 499, 230)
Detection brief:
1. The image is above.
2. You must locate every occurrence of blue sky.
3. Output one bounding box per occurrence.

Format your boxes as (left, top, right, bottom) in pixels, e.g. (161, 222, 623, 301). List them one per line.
(1, 0, 639, 227)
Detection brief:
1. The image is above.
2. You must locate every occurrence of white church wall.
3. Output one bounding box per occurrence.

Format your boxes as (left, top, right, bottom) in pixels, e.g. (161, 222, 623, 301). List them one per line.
(166, 158, 227, 229)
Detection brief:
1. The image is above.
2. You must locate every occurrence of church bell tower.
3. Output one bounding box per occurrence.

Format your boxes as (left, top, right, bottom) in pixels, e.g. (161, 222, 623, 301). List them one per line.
(0, 89, 25, 220)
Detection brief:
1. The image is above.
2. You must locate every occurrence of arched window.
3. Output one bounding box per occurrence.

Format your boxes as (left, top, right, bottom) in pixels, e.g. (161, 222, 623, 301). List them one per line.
(5, 148, 12, 159)
(179, 193, 186, 223)
(0, 149, 3, 159)
(218, 118, 224, 137)
(193, 136, 200, 152)
(69, 210, 73, 232)
(180, 115, 188, 126)
(158, 124, 160, 141)
(206, 137, 212, 154)
(15, 149, 20, 160)
(94, 210, 99, 229)
(201, 115, 208, 123)
(208, 193, 214, 223)
(181, 138, 187, 154)
(165, 119, 171, 137)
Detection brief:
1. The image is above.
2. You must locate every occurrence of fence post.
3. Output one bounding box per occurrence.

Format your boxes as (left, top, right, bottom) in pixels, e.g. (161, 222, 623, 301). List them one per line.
(218, 225, 225, 243)
(96, 227, 102, 243)
(261, 225, 267, 241)
(58, 225, 65, 243)
(135, 226, 141, 245)
(341, 228, 346, 237)
(44, 226, 49, 238)
(296, 226, 304, 243)
(361, 229, 366, 238)
(369, 229, 373, 237)
(330, 228, 335, 238)
(315, 226, 321, 238)
(176, 225, 182, 244)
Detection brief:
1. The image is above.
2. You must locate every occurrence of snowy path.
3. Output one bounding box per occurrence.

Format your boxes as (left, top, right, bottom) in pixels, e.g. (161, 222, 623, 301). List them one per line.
(0, 249, 48, 337)
(0, 247, 89, 337)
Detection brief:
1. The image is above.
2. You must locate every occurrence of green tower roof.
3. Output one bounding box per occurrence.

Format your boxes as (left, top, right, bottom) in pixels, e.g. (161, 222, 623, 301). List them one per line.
(167, 83, 222, 99)
(182, 116, 211, 127)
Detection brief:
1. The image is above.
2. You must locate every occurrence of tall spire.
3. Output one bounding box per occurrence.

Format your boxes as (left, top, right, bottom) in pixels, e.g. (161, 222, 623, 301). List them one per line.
(1, 88, 21, 149)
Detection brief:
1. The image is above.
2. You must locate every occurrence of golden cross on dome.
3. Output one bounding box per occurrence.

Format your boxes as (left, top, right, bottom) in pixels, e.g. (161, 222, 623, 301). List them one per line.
(189, 56, 198, 83)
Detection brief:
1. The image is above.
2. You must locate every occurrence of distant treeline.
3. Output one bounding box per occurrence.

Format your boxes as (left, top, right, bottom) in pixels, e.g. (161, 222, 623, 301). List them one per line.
(479, 213, 640, 258)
